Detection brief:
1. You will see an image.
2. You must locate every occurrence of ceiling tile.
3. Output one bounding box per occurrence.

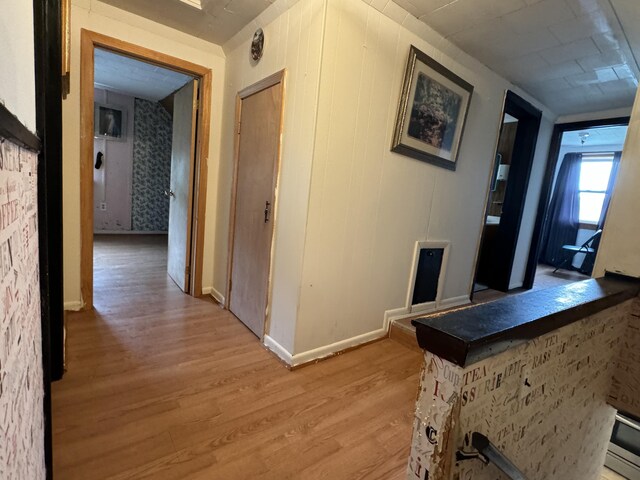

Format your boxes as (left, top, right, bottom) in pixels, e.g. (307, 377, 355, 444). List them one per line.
(502, 0, 575, 34)
(539, 37, 600, 64)
(565, 67, 618, 86)
(548, 9, 612, 44)
(577, 48, 626, 70)
(565, 0, 602, 16)
(614, 64, 635, 79)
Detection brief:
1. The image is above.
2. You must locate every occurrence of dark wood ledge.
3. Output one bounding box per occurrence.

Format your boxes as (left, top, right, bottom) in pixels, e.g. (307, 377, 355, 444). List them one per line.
(412, 272, 640, 367)
(0, 102, 41, 152)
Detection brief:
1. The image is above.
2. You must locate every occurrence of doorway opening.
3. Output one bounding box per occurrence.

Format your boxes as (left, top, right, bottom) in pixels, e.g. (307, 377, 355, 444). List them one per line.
(473, 91, 542, 297)
(80, 31, 213, 309)
(528, 118, 629, 289)
(91, 47, 197, 305)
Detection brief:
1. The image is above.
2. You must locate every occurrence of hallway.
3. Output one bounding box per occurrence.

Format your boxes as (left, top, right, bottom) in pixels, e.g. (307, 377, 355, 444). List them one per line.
(53, 235, 422, 479)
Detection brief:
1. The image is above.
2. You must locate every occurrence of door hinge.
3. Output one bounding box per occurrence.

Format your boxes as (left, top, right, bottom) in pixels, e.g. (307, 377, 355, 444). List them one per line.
(185, 265, 191, 276)
(236, 121, 241, 135)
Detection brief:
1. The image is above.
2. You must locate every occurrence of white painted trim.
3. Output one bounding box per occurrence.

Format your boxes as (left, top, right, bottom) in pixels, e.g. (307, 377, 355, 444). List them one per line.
(265, 328, 388, 367)
(406, 240, 450, 312)
(93, 230, 168, 234)
(439, 295, 471, 309)
(202, 286, 225, 305)
(64, 301, 83, 311)
(263, 334, 293, 365)
(384, 294, 471, 326)
(290, 328, 388, 367)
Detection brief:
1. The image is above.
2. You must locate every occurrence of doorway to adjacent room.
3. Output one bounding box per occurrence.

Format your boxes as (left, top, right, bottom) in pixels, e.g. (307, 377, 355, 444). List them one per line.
(79, 31, 213, 309)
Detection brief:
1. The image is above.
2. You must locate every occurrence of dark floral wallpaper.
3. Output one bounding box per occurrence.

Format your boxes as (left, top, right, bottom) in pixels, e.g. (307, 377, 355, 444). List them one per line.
(132, 98, 172, 231)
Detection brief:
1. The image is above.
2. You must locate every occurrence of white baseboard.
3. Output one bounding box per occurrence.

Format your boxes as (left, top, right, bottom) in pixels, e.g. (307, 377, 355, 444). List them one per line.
(439, 295, 471, 309)
(64, 301, 83, 311)
(202, 286, 225, 305)
(211, 287, 225, 305)
(264, 328, 388, 368)
(384, 294, 472, 325)
(263, 335, 293, 365)
(291, 328, 388, 366)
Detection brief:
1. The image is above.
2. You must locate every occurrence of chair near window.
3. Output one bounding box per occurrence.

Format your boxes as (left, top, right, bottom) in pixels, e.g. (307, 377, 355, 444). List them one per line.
(553, 229, 603, 273)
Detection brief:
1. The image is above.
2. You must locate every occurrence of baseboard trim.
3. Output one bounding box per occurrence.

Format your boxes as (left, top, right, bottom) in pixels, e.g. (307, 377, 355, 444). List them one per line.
(439, 295, 471, 309)
(264, 328, 389, 369)
(64, 301, 83, 311)
(384, 295, 471, 324)
(292, 329, 388, 368)
(263, 334, 293, 366)
(211, 287, 225, 305)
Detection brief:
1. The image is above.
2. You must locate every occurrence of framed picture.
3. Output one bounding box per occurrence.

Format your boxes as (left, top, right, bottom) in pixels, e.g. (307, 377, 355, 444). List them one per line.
(391, 45, 473, 171)
(94, 103, 127, 141)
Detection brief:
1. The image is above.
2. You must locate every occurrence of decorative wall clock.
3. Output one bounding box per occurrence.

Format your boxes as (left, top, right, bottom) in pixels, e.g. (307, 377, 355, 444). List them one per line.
(251, 28, 265, 62)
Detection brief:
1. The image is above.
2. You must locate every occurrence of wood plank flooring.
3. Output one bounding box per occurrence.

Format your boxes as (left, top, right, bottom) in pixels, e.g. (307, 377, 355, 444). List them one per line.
(53, 235, 422, 479)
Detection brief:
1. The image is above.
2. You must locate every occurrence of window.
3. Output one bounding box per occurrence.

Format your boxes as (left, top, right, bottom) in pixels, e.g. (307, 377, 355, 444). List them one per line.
(578, 154, 614, 224)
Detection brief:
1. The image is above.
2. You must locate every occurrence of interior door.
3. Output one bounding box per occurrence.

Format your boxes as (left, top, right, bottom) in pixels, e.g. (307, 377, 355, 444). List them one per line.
(167, 79, 198, 292)
(230, 82, 283, 337)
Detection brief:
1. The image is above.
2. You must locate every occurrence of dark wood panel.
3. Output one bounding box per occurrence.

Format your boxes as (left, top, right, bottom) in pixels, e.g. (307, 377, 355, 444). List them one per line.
(0, 103, 41, 152)
(413, 273, 640, 367)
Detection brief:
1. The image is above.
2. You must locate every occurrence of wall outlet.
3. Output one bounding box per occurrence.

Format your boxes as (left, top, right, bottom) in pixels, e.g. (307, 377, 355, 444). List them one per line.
(99, 203, 107, 211)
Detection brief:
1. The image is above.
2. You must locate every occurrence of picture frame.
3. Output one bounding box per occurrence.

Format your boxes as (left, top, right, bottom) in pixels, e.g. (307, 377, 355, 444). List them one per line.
(391, 45, 474, 171)
(94, 103, 127, 141)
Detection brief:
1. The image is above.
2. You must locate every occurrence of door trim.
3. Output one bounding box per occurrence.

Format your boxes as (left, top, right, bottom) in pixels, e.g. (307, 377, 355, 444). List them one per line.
(80, 29, 212, 308)
(225, 70, 286, 339)
(470, 90, 542, 296)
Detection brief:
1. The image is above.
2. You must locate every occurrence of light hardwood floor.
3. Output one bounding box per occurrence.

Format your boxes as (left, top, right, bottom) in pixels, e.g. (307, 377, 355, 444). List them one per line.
(53, 235, 422, 479)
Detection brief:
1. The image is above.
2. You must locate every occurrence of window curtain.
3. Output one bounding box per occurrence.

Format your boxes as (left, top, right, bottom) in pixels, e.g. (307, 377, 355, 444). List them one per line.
(579, 151, 622, 274)
(540, 152, 582, 266)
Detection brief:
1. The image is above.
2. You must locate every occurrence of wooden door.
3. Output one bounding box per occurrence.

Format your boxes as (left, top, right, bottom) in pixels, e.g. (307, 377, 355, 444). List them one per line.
(230, 81, 283, 337)
(167, 79, 198, 292)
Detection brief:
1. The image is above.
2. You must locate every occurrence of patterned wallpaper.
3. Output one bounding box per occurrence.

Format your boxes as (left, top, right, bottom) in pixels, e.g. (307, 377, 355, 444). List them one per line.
(609, 298, 640, 418)
(0, 138, 45, 479)
(132, 98, 172, 231)
(407, 300, 634, 480)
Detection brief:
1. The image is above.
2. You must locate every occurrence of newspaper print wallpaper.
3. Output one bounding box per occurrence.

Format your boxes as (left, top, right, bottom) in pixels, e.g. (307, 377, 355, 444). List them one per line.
(0, 137, 45, 479)
(131, 98, 172, 232)
(609, 298, 640, 418)
(407, 300, 634, 480)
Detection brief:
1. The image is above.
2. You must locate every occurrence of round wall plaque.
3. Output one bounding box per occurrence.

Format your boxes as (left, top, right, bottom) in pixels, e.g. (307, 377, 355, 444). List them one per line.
(251, 28, 264, 61)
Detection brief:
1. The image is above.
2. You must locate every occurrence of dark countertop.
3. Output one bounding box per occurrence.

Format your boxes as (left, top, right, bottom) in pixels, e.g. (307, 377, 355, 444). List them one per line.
(412, 273, 640, 368)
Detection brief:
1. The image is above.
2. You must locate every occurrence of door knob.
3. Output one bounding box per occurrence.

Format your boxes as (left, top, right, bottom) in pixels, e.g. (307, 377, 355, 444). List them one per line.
(164, 189, 174, 197)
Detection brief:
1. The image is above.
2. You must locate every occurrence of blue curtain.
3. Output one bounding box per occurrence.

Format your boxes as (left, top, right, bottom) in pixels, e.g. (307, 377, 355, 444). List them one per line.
(540, 152, 582, 266)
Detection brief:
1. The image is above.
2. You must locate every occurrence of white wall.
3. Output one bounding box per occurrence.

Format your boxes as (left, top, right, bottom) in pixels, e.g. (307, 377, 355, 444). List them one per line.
(594, 90, 640, 278)
(93, 88, 134, 231)
(290, 0, 555, 356)
(63, 0, 226, 307)
(0, 1, 36, 132)
(216, 0, 325, 353)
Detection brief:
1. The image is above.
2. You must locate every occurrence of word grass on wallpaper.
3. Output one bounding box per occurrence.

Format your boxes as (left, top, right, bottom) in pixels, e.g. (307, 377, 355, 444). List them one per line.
(0, 137, 45, 479)
(132, 98, 172, 232)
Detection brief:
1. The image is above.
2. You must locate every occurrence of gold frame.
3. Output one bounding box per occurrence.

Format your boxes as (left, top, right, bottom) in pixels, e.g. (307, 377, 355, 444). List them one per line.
(61, 0, 71, 98)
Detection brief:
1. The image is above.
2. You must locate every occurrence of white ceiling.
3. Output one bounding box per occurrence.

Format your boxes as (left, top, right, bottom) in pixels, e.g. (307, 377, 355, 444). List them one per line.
(561, 124, 628, 146)
(94, 48, 193, 101)
(392, 0, 640, 115)
(96, 0, 640, 116)
(98, 0, 276, 45)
